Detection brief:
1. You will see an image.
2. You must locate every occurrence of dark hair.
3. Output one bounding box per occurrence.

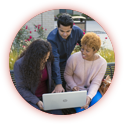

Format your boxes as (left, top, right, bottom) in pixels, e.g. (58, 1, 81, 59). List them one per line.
(18, 39, 54, 89)
(57, 13, 73, 28)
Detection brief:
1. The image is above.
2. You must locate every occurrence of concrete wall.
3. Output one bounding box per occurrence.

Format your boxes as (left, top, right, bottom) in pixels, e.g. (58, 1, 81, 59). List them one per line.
(25, 14, 42, 39)
(25, 10, 54, 39)
(54, 9, 112, 15)
(54, 9, 82, 16)
(54, 9, 59, 16)
(41, 10, 54, 37)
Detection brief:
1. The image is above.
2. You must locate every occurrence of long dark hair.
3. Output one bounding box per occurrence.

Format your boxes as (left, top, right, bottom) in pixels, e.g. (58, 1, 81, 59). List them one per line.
(18, 39, 54, 89)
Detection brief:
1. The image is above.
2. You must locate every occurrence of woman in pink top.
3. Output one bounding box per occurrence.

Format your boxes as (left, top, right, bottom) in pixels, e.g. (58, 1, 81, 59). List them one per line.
(64, 32, 107, 112)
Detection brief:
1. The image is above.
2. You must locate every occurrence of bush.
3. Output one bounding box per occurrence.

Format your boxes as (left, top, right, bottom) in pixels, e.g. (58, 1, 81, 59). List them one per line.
(72, 34, 115, 62)
(98, 48, 115, 62)
(9, 24, 47, 70)
(34, 24, 47, 39)
(13, 25, 34, 55)
(81, 13, 93, 20)
(72, 14, 80, 16)
(9, 49, 22, 70)
(72, 45, 115, 63)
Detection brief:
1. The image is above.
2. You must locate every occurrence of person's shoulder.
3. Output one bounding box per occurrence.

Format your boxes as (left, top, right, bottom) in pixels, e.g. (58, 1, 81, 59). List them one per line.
(67, 52, 81, 65)
(47, 28, 58, 40)
(14, 57, 24, 66)
(72, 25, 83, 36)
(98, 54, 107, 65)
(69, 51, 81, 60)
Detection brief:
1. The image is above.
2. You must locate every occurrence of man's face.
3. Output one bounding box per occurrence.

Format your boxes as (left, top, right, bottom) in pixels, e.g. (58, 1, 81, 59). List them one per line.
(58, 24, 72, 39)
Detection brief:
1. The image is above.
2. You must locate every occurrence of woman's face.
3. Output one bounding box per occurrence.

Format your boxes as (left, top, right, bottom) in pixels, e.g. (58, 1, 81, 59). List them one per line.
(44, 52, 50, 63)
(81, 45, 97, 61)
(40, 52, 50, 69)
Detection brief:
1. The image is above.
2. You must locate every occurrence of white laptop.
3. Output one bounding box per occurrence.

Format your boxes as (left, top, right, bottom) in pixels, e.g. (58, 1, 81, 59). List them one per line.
(42, 90, 87, 110)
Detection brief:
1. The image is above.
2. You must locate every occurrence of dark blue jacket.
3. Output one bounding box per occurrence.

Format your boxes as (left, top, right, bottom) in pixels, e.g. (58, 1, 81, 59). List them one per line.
(47, 25, 83, 85)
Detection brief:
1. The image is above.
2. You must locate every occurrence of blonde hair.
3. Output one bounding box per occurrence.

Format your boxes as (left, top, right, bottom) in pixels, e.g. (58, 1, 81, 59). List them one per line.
(81, 32, 101, 51)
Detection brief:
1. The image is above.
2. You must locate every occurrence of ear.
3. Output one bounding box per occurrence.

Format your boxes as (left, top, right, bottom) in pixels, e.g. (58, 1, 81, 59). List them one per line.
(94, 49, 98, 54)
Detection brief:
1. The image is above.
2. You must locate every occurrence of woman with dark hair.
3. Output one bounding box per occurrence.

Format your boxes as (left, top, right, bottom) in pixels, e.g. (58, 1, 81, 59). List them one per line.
(14, 39, 63, 115)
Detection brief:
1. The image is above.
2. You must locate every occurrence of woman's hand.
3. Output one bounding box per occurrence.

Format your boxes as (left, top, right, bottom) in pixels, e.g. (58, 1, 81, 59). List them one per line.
(72, 86, 79, 91)
(37, 101, 44, 110)
(81, 96, 91, 109)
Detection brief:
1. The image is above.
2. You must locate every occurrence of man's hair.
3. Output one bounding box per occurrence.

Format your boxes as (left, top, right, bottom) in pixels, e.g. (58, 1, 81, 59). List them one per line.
(57, 13, 73, 28)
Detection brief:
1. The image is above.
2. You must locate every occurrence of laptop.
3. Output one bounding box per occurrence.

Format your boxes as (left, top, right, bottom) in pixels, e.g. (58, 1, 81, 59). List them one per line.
(42, 90, 87, 110)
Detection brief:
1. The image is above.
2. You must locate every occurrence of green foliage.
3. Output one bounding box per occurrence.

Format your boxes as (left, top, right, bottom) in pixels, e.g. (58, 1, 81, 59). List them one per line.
(56, 13, 62, 18)
(34, 24, 47, 39)
(72, 14, 80, 16)
(13, 25, 34, 55)
(98, 48, 115, 62)
(9, 24, 47, 70)
(9, 49, 23, 70)
(72, 45, 115, 63)
(71, 44, 81, 54)
(81, 13, 88, 18)
(9, 41, 32, 70)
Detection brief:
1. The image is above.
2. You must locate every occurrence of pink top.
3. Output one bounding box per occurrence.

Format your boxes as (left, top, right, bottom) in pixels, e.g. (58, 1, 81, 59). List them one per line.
(64, 51, 107, 99)
(35, 66, 48, 98)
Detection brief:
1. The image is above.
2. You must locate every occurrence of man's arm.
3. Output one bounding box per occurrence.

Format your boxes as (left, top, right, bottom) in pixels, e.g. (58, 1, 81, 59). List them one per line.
(47, 39, 65, 92)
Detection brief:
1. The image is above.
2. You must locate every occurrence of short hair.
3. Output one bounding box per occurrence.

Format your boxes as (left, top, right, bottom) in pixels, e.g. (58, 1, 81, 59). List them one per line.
(81, 32, 101, 51)
(57, 13, 73, 28)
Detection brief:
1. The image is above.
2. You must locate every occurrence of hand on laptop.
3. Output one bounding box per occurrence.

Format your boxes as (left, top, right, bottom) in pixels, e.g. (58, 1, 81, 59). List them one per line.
(37, 101, 44, 110)
(81, 96, 91, 109)
(72, 86, 79, 91)
(52, 84, 65, 93)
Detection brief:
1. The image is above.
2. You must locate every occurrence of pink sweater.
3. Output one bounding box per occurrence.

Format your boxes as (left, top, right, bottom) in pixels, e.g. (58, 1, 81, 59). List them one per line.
(64, 51, 107, 99)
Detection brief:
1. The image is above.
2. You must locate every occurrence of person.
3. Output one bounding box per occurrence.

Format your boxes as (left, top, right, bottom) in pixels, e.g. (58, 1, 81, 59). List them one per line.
(47, 13, 84, 92)
(64, 32, 107, 112)
(14, 39, 63, 115)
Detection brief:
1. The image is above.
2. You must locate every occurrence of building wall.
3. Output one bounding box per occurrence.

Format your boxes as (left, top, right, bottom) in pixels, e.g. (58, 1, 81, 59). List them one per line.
(54, 9, 112, 15)
(25, 14, 42, 39)
(25, 10, 54, 39)
(41, 10, 54, 37)
(54, 9, 59, 16)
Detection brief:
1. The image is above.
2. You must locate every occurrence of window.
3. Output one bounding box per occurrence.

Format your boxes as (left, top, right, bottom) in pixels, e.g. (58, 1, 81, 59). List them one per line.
(60, 9, 66, 13)
(59, 9, 73, 15)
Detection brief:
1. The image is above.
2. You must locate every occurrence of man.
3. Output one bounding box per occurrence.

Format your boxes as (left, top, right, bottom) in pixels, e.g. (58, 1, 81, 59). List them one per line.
(47, 13, 84, 92)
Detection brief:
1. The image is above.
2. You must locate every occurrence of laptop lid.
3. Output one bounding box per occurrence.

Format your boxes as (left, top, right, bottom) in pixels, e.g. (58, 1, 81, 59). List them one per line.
(42, 90, 87, 110)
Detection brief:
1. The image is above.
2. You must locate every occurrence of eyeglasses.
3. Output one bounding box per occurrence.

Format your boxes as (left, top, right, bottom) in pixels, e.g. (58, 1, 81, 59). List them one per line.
(81, 48, 84, 51)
